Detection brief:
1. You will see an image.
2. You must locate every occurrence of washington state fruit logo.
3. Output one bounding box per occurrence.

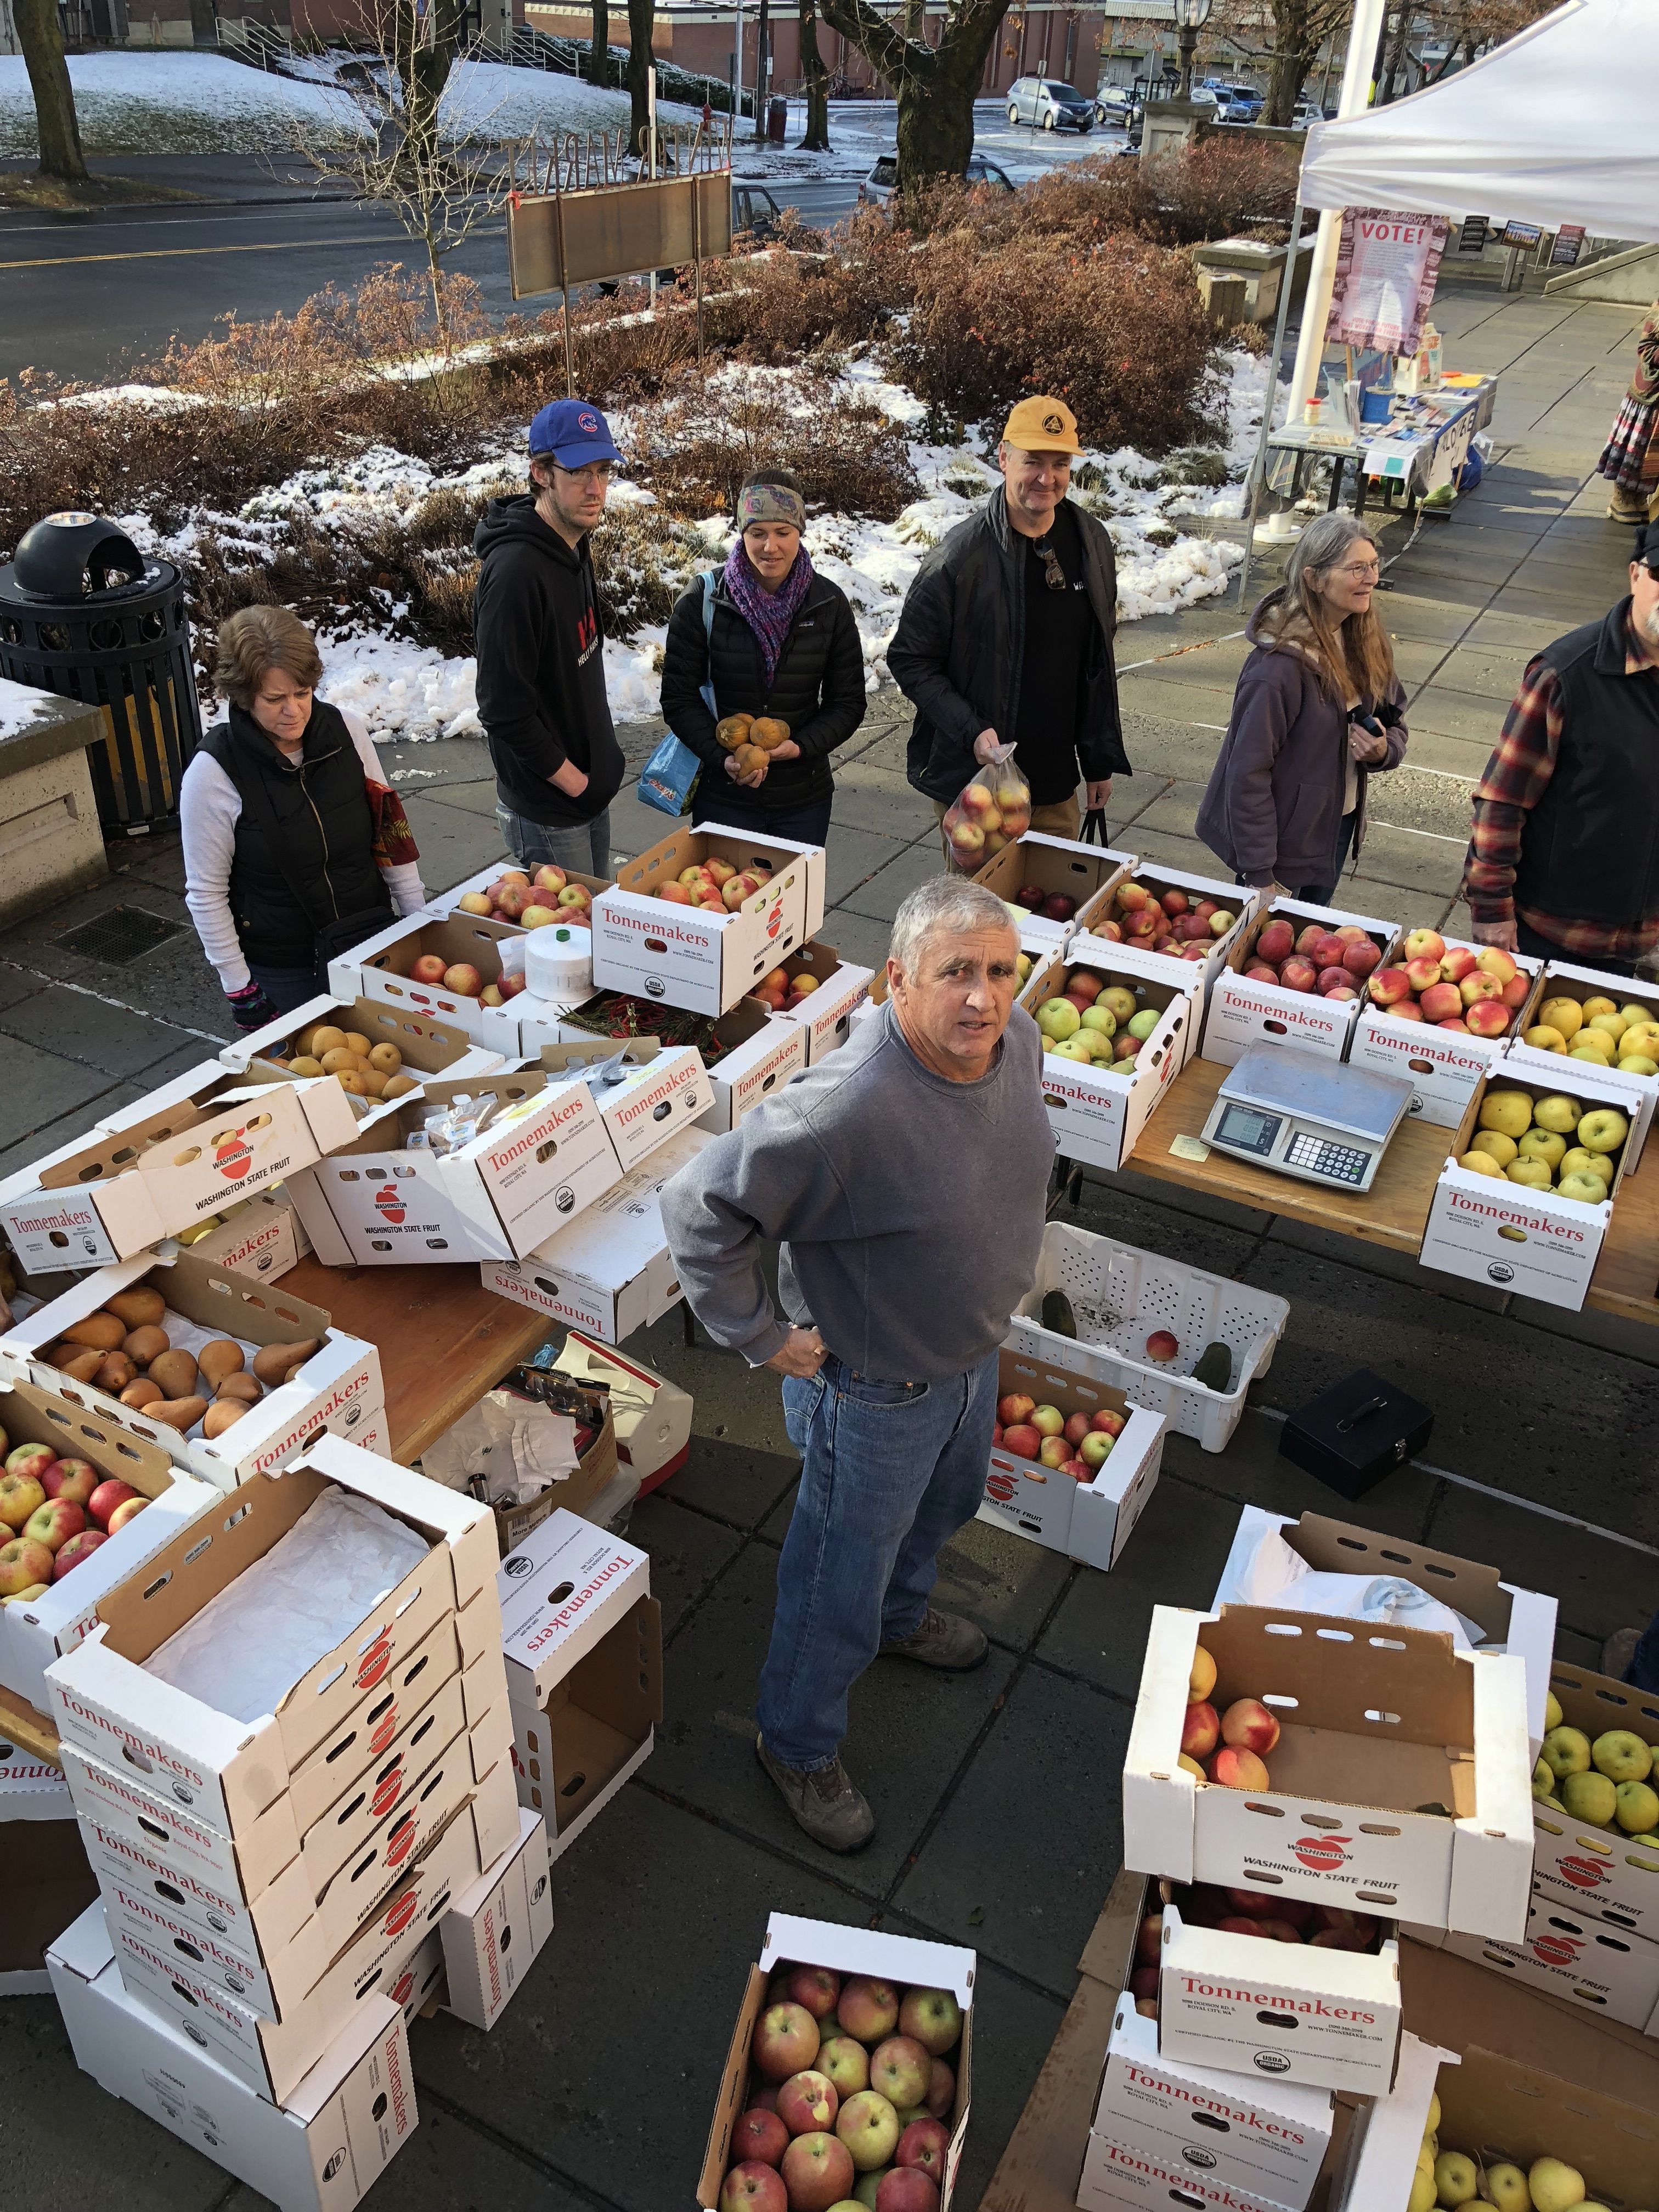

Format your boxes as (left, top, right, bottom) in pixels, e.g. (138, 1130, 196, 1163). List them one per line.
(370, 1764, 406, 1821)
(356, 1630, 393, 1691)
(1555, 1854, 1612, 1892)
(1291, 1835, 1352, 1874)
(374, 1185, 406, 1227)
(384, 1815, 417, 1871)
(1531, 1932, 1584, 1967)
(214, 1133, 253, 1182)
(985, 1472, 1017, 1503)
(368, 1704, 401, 1758)
(383, 1887, 421, 1939)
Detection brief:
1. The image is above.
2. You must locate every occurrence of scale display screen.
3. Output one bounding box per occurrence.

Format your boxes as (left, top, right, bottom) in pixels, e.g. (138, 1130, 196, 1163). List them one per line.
(1215, 1102, 1282, 1158)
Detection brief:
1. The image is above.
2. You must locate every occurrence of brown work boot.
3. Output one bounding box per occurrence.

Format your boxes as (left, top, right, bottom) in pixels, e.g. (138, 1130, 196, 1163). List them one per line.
(756, 1734, 875, 1852)
(880, 1605, 989, 1671)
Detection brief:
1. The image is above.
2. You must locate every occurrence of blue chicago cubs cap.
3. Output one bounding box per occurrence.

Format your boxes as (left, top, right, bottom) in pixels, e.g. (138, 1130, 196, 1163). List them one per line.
(528, 398, 624, 468)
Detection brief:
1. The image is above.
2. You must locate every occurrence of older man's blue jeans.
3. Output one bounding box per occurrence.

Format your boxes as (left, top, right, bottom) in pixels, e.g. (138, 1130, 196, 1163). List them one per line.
(757, 1349, 998, 1773)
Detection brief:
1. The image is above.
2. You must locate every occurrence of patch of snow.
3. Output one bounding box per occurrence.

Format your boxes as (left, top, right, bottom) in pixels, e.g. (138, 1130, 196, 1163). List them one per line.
(0, 675, 55, 740)
(436, 58, 703, 138)
(0, 54, 364, 156)
(317, 635, 481, 743)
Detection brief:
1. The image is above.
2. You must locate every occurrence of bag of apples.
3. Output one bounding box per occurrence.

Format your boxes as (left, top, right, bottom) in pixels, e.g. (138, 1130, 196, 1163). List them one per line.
(939, 745, 1032, 874)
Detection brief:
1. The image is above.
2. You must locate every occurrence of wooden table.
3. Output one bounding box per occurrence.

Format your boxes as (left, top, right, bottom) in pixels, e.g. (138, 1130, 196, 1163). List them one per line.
(1120, 1056, 1659, 1326)
(284, 1256, 560, 1464)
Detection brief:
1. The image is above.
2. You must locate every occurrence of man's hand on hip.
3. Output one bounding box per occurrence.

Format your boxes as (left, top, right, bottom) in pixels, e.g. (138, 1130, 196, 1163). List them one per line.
(549, 759, 589, 799)
(765, 1327, 828, 1379)
(1471, 917, 1520, 951)
(1085, 778, 1113, 810)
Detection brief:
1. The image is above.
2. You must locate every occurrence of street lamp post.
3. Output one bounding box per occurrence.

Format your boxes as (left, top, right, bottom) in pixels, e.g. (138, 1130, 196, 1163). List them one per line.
(1174, 0, 1212, 99)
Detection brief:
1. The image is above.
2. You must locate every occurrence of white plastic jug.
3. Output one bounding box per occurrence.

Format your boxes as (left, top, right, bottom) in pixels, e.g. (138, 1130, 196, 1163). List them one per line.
(524, 922, 593, 1002)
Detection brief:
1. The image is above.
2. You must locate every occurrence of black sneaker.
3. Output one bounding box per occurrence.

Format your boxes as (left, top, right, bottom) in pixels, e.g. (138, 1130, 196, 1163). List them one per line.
(756, 1735, 875, 1852)
(879, 1606, 989, 1672)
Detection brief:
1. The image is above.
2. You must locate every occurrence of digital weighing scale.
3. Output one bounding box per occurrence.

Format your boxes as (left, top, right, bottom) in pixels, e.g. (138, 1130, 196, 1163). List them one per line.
(1198, 1044, 1415, 1194)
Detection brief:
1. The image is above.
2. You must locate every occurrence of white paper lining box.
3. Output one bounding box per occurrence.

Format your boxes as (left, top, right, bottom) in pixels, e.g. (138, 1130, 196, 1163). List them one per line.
(219, 991, 505, 1091)
(697, 1913, 974, 2212)
(590, 822, 825, 1016)
(1408, 1882, 1659, 2034)
(1419, 1057, 1651, 1312)
(1206, 898, 1403, 1070)
(515, 1036, 709, 1169)
(1073, 864, 1257, 1005)
(1022, 943, 1198, 1165)
(1346, 934, 1544, 1125)
(550, 1334, 693, 1494)
(1212, 1505, 1560, 1760)
(0, 1060, 359, 1269)
(0, 1736, 97, 1994)
(1527, 958, 1659, 1166)
(1121, 1604, 1535, 1940)
(481, 1125, 711, 1346)
(1530, 1663, 1659, 1933)
(1091, 1994, 1334, 2210)
(976, 1346, 1164, 1571)
(758, 939, 876, 1064)
(0, 1377, 219, 1713)
(46, 1434, 499, 1845)
(0, 1249, 383, 1489)
(1156, 1898, 1402, 2095)
(439, 1805, 554, 2030)
(178, 1193, 303, 1284)
(328, 911, 528, 1054)
(279, 1067, 623, 1268)
(48, 1904, 419, 2212)
(972, 828, 1135, 947)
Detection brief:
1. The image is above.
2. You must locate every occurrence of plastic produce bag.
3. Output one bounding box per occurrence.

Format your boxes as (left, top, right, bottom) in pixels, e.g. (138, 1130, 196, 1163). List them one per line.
(939, 742, 1032, 874)
(422, 1387, 582, 1509)
(1230, 1526, 1482, 1648)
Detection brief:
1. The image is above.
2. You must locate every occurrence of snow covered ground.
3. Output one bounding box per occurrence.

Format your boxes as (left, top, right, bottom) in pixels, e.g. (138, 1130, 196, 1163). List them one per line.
(731, 94, 1131, 187)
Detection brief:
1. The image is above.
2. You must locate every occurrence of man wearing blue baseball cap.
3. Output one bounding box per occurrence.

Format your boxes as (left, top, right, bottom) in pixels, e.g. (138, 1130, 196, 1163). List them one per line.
(473, 398, 628, 876)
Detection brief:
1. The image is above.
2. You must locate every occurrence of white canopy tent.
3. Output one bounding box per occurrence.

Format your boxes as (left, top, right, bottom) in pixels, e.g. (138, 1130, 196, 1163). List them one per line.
(1297, 0, 1659, 245)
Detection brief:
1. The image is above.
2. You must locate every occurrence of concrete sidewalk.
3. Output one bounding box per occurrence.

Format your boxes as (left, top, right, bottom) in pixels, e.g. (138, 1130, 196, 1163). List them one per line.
(2, 277, 1657, 2212)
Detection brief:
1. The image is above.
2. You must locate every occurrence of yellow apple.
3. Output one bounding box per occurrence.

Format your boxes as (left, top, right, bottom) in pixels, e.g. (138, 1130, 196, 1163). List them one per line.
(1408, 2170, 1436, 2212)
(1578, 1107, 1629, 1154)
(1459, 1152, 1505, 1178)
(1478, 1090, 1534, 1139)
(1616, 1780, 1659, 1833)
(1178, 1752, 1206, 1778)
(1619, 1056, 1659, 1076)
(1424, 2092, 1440, 2136)
(1559, 1171, 1612, 1204)
(1529, 2157, 1587, 2212)
(1524, 1025, 1569, 1054)
(1582, 995, 1619, 1020)
(1037, 1000, 1080, 1041)
(1538, 995, 1583, 1037)
(1435, 2150, 1479, 2207)
(1470, 1129, 1520, 1166)
(1562, 1769, 1618, 1826)
(1100, 987, 1137, 1024)
(1542, 1725, 1593, 1780)
(1531, 1093, 1583, 1133)
(1486, 2166, 1531, 2212)
(1517, 1128, 1567, 1168)
(1559, 1147, 1614, 1183)
(1593, 1729, 1653, 1784)
(1570, 1042, 1615, 1065)
(1620, 1001, 1655, 1025)
(1506, 1158, 1553, 1189)
(1588, 1011, 1629, 1045)
(1545, 1690, 1564, 1732)
(1533, 1756, 1558, 1799)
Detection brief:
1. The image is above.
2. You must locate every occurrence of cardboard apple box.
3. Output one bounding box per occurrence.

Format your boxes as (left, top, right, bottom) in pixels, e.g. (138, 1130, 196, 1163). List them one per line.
(179, 1192, 302, 1284)
(482, 1125, 710, 1347)
(697, 1914, 974, 2212)
(1419, 1059, 1649, 1311)
(1346, 934, 1543, 1125)
(1206, 898, 1403, 1070)
(0, 1249, 382, 1489)
(972, 828, 1136, 946)
(0, 1059, 359, 1267)
(0, 1734, 97, 1994)
(1528, 957, 1659, 1166)
(1156, 1898, 1403, 2095)
(1529, 1661, 1659, 1932)
(425, 855, 611, 921)
(1409, 1880, 1659, 2034)
(329, 911, 528, 1053)
(1073, 864, 1257, 1005)
(977, 1346, 1164, 1571)
(439, 1805, 554, 2032)
(1503, 1030, 1659, 1168)
(49, 1904, 419, 2212)
(1122, 1604, 1535, 1939)
(1212, 1505, 1560, 1759)
(219, 991, 505, 1090)
(516, 1036, 709, 1170)
(590, 822, 826, 1017)
(1022, 942, 1199, 1163)
(46, 1434, 499, 1844)
(0, 1376, 218, 1715)
(756, 939, 876, 1064)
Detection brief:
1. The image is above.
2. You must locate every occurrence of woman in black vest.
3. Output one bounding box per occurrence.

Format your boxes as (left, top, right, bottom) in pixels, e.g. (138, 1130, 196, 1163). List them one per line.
(659, 470, 867, 848)
(181, 607, 425, 1032)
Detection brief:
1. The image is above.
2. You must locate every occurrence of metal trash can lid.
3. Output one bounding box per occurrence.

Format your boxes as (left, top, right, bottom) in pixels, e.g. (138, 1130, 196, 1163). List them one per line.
(9, 512, 147, 601)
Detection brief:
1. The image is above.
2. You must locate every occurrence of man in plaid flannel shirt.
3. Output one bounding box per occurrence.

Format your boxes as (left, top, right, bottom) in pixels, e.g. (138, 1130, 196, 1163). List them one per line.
(1462, 522, 1659, 978)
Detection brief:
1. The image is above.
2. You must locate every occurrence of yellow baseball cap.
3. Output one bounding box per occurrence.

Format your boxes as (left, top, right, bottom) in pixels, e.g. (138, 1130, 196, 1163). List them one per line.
(1001, 396, 1086, 455)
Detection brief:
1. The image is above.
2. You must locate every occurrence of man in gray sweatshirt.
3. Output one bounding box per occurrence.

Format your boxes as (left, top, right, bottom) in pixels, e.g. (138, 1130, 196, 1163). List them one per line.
(661, 877, 1054, 1850)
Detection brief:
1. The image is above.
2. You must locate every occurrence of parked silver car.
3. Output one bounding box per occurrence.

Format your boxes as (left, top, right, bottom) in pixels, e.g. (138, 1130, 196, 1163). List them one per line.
(1006, 76, 1094, 132)
(858, 152, 1014, 206)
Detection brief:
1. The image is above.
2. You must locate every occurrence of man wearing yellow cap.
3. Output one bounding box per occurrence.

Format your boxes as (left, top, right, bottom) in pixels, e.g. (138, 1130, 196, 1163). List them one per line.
(890, 396, 1129, 840)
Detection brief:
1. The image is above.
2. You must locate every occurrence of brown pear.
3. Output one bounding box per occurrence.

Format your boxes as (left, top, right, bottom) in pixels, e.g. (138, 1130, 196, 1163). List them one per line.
(105, 1288, 166, 1329)
(147, 1348, 200, 1401)
(253, 1339, 320, 1385)
(62, 1312, 126, 1351)
(148, 1396, 208, 1432)
(196, 1340, 245, 1391)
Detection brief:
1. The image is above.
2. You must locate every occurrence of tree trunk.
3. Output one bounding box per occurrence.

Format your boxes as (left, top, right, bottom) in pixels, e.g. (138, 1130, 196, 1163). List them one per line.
(14, 0, 86, 182)
(589, 0, 608, 84)
(1380, 5, 1410, 100)
(821, 0, 1007, 186)
(627, 0, 654, 157)
(753, 0, 770, 134)
(798, 0, 830, 148)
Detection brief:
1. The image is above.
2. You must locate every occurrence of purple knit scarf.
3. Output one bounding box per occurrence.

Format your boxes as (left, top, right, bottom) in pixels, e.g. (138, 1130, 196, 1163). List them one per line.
(724, 541, 814, 688)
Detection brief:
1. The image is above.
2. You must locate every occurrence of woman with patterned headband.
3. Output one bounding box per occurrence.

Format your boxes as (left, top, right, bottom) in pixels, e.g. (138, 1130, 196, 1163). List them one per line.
(659, 469, 867, 847)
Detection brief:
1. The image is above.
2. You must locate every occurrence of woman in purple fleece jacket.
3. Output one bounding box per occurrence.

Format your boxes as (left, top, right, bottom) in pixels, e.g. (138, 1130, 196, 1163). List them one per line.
(1196, 511, 1408, 903)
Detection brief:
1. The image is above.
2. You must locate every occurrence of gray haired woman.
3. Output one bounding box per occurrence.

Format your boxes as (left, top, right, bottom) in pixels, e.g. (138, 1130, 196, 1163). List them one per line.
(1196, 512, 1408, 904)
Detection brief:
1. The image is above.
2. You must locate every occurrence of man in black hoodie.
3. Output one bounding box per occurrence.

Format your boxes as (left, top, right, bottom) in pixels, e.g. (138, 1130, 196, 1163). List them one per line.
(473, 398, 628, 877)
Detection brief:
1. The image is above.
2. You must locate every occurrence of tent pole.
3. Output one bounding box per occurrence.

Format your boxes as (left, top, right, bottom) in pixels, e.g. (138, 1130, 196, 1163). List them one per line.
(1286, 0, 1389, 417)
(1236, 195, 1303, 613)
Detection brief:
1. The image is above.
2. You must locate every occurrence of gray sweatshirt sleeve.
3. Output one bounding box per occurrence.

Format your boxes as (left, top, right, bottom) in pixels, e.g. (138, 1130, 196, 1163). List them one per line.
(659, 1097, 851, 1367)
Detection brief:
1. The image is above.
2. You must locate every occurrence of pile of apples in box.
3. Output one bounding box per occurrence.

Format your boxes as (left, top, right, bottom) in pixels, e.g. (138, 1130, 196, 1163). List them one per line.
(0, 1429, 147, 1598)
(1087, 879, 1239, 961)
(1363, 930, 1532, 1038)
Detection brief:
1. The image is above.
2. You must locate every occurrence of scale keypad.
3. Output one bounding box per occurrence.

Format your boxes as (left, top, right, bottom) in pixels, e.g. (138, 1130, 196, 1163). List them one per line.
(1286, 1132, 1369, 1184)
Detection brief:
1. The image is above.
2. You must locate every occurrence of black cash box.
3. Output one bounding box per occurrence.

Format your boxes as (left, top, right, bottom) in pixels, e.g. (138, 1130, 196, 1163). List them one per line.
(1278, 1367, 1433, 1499)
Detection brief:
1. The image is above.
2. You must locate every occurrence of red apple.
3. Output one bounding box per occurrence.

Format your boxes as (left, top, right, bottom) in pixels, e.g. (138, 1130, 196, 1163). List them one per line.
(1418, 980, 1463, 1024)
(1182, 1701, 1221, 1760)
(838, 1977, 900, 2044)
(0, 1537, 54, 1596)
(0, 1472, 46, 1532)
(1136, 1912, 1163, 1967)
(1460, 972, 1502, 1006)
(1438, 945, 1478, 982)
(1221, 1698, 1281, 1754)
(719, 2162, 788, 2212)
(1015, 884, 1046, 912)
(1209, 1745, 1272, 1790)
(1124, 910, 1159, 940)
(1062, 1411, 1092, 1449)
(1000, 1424, 1041, 1460)
(1404, 956, 1443, 994)
(1160, 888, 1189, 917)
(1144, 1331, 1178, 1362)
(1094, 918, 1123, 943)
(1310, 932, 1347, 970)
(1342, 939, 1383, 979)
(1258, 1918, 1306, 1943)
(1279, 957, 1317, 993)
(1317, 966, 1351, 995)
(443, 963, 483, 996)
(1217, 1915, 1263, 1936)
(1500, 972, 1531, 1009)
(1041, 894, 1076, 923)
(658, 882, 692, 904)
(1193, 899, 1219, 923)
(753, 2002, 821, 2083)
(1475, 946, 1519, 986)
(1389, 1001, 1425, 1021)
(997, 1394, 1035, 1426)
(1402, 928, 1445, 962)
(877, 2169, 940, 2212)
(870, 2038, 931, 2112)
(734, 2111, 790, 2168)
(1256, 919, 1295, 965)
(1244, 963, 1279, 984)
(52, 1528, 109, 1579)
(1294, 924, 1325, 957)
(1058, 1457, 1090, 1481)
(1465, 1000, 1510, 1039)
(1225, 1887, 1279, 1916)
(24, 1498, 84, 1553)
(87, 1479, 138, 1530)
(4, 1442, 55, 1487)
(1091, 1409, 1126, 1437)
(777, 2070, 839, 2137)
(895, 2118, 950, 2181)
(532, 864, 567, 894)
(1312, 1905, 1377, 1944)
(925, 2060, 953, 2120)
(781, 2131, 855, 2212)
(1437, 1018, 1470, 1032)
(787, 1966, 842, 2021)
(1367, 966, 1411, 1006)
(410, 953, 448, 984)
(41, 1458, 98, 1505)
(106, 1496, 149, 1534)
(1324, 986, 1357, 1002)
(1180, 943, 1210, 963)
(1116, 882, 1152, 912)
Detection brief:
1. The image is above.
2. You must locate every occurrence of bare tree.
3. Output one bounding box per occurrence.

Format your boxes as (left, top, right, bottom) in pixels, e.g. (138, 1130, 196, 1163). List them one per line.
(753, 0, 772, 136)
(13, 0, 86, 183)
(590, 0, 610, 84)
(798, 0, 832, 150)
(627, 0, 654, 154)
(289, 0, 508, 350)
(1205, 0, 1353, 122)
(818, 0, 1012, 184)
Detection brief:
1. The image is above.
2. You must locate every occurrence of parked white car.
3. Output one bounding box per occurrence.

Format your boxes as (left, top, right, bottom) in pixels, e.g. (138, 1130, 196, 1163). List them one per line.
(858, 152, 1014, 206)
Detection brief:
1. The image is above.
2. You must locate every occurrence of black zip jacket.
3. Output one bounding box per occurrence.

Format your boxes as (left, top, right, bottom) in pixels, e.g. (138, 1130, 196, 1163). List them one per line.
(889, 488, 1131, 804)
(473, 494, 625, 827)
(200, 702, 391, 971)
(659, 568, 867, 814)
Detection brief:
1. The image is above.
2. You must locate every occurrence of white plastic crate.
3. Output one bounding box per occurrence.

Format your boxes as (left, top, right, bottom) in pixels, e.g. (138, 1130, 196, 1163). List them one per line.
(1006, 1222, 1289, 1452)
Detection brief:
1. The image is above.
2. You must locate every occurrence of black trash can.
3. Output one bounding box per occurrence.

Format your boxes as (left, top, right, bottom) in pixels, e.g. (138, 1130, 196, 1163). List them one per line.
(0, 511, 200, 838)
